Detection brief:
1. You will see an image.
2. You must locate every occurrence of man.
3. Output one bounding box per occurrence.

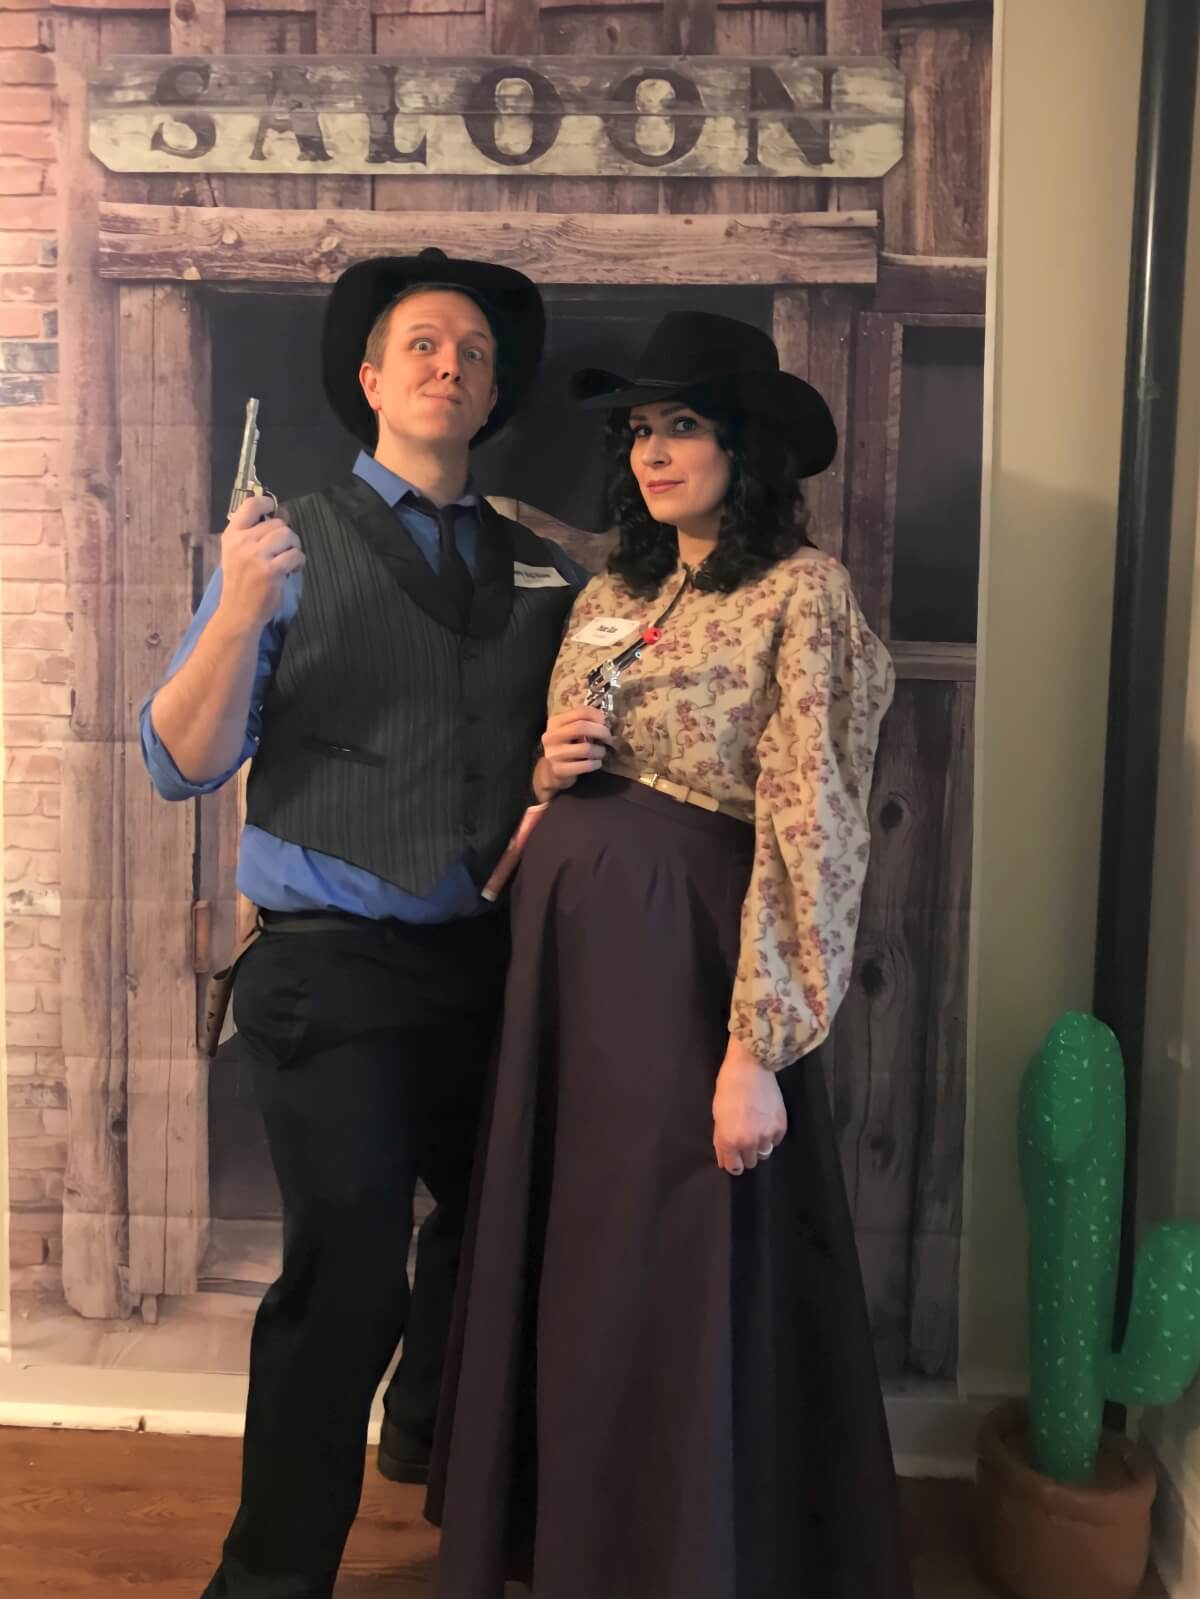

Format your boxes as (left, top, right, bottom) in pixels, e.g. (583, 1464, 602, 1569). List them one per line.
(141, 249, 584, 1599)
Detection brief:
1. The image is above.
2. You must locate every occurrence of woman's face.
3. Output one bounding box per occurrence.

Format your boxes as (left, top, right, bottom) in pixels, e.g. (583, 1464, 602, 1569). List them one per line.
(627, 402, 733, 532)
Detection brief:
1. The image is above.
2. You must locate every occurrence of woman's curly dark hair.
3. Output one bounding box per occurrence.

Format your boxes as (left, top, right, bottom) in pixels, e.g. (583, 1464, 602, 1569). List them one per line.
(604, 381, 815, 599)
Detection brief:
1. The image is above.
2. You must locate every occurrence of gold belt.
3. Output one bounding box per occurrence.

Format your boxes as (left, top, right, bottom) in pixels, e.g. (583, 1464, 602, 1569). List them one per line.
(634, 771, 745, 822)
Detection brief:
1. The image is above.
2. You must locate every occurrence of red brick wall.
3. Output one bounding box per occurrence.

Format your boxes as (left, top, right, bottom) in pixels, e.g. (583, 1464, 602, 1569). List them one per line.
(1, 0, 66, 1295)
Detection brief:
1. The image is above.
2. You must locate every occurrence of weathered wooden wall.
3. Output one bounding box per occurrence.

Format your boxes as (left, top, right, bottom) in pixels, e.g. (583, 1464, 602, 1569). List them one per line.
(842, 0, 989, 1381)
(25, 0, 993, 1379)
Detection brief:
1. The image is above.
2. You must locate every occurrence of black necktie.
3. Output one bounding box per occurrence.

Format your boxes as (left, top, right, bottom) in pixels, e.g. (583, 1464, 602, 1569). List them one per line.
(408, 495, 474, 628)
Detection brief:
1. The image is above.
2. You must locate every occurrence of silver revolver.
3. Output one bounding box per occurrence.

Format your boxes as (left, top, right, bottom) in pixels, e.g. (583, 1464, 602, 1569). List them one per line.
(585, 639, 647, 719)
(227, 397, 277, 520)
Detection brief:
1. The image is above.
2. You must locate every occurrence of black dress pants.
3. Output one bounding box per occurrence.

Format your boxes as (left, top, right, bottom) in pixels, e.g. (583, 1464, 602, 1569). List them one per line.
(201, 910, 509, 1599)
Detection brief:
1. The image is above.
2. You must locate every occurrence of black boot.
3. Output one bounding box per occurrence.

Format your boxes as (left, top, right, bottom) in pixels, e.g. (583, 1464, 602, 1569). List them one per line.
(377, 1414, 432, 1485)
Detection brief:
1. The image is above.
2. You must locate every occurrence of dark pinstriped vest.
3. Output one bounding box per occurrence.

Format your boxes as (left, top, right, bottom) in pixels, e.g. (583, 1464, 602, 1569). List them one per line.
(244, 474, 577, 895)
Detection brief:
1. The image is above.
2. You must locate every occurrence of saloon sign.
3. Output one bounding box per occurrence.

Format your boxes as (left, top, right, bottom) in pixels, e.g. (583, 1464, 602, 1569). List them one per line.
(88, 55, 905, 179)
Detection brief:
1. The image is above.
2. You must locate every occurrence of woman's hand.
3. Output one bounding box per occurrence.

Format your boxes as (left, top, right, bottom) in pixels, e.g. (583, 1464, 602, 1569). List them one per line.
(712, 1036, 787, 1176)
(532, 707, 614, 803)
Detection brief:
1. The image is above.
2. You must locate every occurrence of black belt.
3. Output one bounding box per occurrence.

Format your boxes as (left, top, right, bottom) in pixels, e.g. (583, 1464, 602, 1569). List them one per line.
(259, 909, 382, 935)
(259, 908, 501, 936)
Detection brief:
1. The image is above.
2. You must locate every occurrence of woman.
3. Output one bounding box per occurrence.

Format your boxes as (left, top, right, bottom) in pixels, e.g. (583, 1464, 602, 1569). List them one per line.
(428, 311, 913, 1599)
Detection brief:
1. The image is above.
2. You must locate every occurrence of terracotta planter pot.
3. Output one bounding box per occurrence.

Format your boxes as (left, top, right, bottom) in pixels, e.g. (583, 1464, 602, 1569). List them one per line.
(975, 1400, 1157, 1599)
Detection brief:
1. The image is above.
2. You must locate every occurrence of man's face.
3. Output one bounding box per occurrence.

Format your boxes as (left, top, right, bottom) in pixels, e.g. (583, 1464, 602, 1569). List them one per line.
(359, 290, 499, 448)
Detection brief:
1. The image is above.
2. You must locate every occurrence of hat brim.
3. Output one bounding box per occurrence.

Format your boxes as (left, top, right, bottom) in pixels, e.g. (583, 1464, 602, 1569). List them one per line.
(569, 366, 838, 479)
(323, 254, 546, 449)
(569, 370, 692, 410)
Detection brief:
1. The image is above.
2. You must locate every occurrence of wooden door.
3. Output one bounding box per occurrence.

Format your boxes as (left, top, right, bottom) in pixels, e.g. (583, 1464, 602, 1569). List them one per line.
(119, 283, 212, 1312)
(814, 292, 982, 1379)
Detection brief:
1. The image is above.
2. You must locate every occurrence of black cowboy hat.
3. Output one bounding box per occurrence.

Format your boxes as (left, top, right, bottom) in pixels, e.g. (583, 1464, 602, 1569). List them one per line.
(570, 310, 838, 478)
(322, 247, 546, 449)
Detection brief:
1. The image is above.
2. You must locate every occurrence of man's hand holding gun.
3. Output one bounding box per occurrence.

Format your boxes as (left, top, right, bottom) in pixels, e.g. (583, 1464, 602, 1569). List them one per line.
(220, 398, 304, 636)
(148, 399, 301, 787)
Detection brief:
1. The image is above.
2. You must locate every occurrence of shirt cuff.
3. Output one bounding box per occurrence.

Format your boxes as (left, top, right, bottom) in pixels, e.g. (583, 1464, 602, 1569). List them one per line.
(139, 700, 244, 800)
(728, 1015, 825, 1074)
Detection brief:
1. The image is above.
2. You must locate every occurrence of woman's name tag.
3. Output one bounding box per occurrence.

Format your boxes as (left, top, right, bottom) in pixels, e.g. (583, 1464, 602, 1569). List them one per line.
(572, 616, 639, 649)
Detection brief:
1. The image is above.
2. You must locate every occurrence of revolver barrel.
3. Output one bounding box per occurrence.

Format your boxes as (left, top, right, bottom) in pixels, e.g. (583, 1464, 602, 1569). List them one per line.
(228, 397, 263, 518)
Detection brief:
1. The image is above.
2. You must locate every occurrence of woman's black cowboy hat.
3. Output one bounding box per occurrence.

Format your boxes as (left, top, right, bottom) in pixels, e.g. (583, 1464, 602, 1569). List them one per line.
(322, 247, 546, 448)
(570, 310, 838, 478)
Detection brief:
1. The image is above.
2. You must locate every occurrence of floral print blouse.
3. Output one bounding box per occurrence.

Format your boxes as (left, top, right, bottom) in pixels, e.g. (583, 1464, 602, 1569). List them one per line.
(548, 550, 894, 1070)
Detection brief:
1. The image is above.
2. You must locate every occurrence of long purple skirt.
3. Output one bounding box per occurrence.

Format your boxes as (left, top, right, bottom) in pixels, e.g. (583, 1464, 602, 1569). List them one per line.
(427, 774, 913, 1599)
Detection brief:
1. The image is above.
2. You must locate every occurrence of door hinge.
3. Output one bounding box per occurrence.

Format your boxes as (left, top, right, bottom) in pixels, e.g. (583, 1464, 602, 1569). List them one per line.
(191, 899, 212, 975)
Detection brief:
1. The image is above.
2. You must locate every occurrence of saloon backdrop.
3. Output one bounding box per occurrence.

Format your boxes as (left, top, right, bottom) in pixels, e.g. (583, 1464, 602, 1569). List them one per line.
(4, 0, 992, 1388)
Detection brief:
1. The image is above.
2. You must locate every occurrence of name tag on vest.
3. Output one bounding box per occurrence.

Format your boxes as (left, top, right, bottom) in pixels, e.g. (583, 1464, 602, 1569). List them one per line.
(513, 561, 570, 589)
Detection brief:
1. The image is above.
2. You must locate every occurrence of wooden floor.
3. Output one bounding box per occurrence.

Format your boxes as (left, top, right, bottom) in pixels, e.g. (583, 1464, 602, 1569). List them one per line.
(0, 1426, 1168, 1598)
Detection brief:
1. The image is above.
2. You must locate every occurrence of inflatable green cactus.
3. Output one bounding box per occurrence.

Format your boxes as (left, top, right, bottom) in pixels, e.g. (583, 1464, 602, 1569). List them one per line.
(1019, 1011, 1200, 1483)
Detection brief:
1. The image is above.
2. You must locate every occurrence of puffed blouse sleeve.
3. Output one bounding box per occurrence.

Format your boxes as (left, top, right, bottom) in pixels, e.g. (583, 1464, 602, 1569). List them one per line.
(728, 569, 895, 1070)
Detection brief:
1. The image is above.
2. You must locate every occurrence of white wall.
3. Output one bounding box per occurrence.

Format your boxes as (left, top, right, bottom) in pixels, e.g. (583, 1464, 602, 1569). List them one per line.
(961, 0, 1148, 1395)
